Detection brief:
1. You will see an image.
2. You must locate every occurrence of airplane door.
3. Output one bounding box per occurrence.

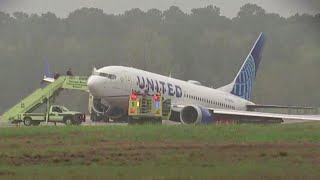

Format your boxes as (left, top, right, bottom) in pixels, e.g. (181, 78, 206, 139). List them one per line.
(120, 71, 131, 92)
(50, 107, 62, 121)
(181, 91, 187, 104)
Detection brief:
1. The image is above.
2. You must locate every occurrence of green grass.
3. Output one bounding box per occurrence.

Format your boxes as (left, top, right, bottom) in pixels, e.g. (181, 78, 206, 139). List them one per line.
(1, 162, 319, 180)
(0, 123, 320, 179)
(1, 123, 320, 142)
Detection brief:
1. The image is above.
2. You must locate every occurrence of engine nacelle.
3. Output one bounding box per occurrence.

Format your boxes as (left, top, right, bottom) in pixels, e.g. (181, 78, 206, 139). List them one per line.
(92, 98, 125, 118)
(92, 98, 110, 114)
(180, 105, 214, 125)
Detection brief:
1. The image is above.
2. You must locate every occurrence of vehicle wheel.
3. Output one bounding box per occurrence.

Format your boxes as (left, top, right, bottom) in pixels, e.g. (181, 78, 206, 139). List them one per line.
(23, 117, 33, 126)
(64, 117, 74, 125)
(32, 121, 41, 126)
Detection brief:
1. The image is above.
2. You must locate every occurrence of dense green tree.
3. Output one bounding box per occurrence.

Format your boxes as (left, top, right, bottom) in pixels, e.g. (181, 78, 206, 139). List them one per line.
(0, 4, 319, 114)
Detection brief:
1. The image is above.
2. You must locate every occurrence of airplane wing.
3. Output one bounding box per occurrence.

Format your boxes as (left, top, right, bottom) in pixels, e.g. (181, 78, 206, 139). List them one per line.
(171, 104, 320, 124)
(212, 109, 320, 122)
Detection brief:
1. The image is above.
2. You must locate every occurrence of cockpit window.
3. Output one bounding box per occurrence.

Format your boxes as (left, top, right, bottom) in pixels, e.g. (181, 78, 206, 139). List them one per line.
(93, 72, 116, 80)
(108, 74, 116, 79)
(99, 72, 109, 77)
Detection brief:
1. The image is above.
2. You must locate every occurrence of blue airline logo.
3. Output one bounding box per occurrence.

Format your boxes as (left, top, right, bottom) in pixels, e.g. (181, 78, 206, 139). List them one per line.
(231, 55, 256, 100)
(230, 32, 266, 101)
(136, 76, 183, 98)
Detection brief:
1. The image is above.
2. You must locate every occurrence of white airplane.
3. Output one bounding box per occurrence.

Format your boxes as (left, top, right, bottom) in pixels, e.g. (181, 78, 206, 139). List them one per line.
(84, 32, 320, 124)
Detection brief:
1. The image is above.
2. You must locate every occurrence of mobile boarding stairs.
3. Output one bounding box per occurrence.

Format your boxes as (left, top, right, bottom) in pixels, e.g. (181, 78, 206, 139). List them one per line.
(1, 76, 88, 124)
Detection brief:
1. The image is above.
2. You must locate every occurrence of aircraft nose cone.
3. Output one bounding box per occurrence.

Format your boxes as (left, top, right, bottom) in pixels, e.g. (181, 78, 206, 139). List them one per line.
(87, 76, 100, 96)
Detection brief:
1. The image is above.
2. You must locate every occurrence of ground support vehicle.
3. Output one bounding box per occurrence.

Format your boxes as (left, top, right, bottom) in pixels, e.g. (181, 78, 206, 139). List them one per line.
(127, 91, 171, 125)
(17, 105, 85, 126)
(1, 76, 88, 125)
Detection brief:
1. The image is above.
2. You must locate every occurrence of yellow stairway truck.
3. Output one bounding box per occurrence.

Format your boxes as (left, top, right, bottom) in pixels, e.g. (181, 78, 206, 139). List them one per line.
(2, 76, 88, 124)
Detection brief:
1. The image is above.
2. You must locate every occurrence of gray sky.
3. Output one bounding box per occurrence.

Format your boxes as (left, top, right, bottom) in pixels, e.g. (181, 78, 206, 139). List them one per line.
(0, 0, 319, 18)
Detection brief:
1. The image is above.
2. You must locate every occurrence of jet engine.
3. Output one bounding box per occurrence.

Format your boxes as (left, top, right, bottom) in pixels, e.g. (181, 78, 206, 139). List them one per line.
(180, 105, 214, 125)
(92, 98, 125, 119)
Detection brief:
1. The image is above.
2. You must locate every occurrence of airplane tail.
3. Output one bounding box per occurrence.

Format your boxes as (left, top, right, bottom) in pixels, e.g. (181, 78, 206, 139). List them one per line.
(42, 58, 55, 83)
(218, 32, 267, 101)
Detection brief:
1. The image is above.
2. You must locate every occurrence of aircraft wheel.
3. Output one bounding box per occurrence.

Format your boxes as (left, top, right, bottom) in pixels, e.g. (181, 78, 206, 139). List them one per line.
(23, 117, 33, 126)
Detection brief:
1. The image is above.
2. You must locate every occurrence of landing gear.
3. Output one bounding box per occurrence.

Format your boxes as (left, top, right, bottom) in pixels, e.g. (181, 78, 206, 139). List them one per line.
(90, 111, 108, 122)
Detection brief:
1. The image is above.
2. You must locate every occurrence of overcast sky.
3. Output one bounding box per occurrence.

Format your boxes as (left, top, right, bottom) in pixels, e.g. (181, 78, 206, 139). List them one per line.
(0, 0, 319, 18)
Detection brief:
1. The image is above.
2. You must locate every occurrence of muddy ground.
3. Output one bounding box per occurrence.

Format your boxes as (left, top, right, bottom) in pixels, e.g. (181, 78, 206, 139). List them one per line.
(0, 125, 320, 179)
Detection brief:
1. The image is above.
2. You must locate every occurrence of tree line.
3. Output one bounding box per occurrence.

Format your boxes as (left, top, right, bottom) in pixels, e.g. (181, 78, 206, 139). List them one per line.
(0, 3, 319, 113)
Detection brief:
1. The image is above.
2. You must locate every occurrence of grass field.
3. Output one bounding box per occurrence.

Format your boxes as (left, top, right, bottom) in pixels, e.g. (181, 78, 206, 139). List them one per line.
(0, 123, 320, 179)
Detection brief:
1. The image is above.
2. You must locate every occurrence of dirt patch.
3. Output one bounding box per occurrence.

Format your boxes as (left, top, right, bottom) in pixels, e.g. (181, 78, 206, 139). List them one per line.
(0, 171, 15, 176)
(0, 141, 319, 166)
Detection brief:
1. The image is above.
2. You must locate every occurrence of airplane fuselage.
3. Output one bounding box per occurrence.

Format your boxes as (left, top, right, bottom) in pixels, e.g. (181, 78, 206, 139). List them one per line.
(87, 66, 255, 112)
